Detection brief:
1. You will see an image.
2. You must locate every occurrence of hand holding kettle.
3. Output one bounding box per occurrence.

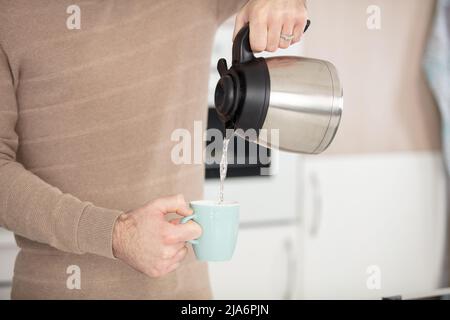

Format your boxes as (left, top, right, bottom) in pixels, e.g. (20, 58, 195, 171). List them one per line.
(233, 0, 309, 52)
(215, 11, 343, 154)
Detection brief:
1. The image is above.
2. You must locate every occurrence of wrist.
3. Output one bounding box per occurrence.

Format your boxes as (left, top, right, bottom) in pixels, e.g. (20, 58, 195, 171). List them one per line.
(112, 213, 129, 259)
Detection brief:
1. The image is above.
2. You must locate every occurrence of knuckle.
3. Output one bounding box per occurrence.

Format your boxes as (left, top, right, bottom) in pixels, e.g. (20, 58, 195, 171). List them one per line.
(296, 14, 308, 25)
(284, 11, 296, 20)
(250, 2, 265, 14)
(268, 11, 283, 22)
(250, 12, 267, 25)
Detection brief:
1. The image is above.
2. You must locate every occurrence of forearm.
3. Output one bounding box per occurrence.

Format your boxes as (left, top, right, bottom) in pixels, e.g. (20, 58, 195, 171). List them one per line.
(0, 159, 123, 257)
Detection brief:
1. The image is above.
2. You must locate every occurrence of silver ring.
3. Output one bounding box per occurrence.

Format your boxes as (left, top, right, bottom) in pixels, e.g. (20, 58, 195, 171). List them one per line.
(280, 33, 295, 41)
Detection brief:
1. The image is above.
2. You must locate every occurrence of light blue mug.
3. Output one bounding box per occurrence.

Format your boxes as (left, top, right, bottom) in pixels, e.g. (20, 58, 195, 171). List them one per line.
(181, 200, 240, 262)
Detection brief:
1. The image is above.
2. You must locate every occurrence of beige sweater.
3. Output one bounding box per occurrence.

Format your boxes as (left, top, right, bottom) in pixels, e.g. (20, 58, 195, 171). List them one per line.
(0, 0, 244, 299)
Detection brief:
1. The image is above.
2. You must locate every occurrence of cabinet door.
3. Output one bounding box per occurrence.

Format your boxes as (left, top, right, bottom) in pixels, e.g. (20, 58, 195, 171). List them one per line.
(209, 225, 298, 300)
(0, 229, 19, 300)
(297, 152, 446, 299)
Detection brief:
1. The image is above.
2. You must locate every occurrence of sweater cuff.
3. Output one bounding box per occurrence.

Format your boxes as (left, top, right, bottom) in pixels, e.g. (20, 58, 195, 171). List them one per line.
(77, 204, 123, 259)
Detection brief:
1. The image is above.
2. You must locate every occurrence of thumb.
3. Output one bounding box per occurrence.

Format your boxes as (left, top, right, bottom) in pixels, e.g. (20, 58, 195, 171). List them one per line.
(150, 194, 193, 217)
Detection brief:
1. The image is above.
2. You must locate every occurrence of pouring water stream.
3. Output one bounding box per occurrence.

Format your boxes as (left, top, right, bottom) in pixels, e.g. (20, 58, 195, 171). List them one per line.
(219, 131, 234, 204)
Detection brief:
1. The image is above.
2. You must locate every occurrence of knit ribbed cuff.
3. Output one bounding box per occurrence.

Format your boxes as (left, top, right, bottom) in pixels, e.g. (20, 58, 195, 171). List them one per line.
(77, 205, 123, 259)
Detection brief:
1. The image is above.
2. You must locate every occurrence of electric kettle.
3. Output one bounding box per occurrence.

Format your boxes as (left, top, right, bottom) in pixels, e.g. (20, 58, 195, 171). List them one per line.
(214, 24, 343, 154)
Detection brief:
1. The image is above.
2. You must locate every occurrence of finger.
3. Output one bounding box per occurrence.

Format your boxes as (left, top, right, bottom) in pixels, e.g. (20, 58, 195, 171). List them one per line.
(249, 19, 267, 52)
(160, 241, 186, 259)
(266, 21, 282, 52)
(279, 21, 295, 49)
(292, 19, 307, 44)
(170, 220, 202, 243)
(151, 194, 193, 216)
(233, 10, 248, 40)
(171, 242, 187, 254)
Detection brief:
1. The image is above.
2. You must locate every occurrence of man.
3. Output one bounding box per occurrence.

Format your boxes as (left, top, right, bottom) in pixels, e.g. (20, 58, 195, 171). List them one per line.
(0, 0, 308, 299)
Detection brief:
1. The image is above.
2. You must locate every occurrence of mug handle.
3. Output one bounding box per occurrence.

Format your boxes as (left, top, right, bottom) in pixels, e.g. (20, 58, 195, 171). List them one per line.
(180, 214, 199, 245)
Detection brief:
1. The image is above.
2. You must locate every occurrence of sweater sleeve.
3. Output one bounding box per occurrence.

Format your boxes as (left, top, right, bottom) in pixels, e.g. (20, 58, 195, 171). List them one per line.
(0, 46, 123, 259)
(216, 0, 248, 25)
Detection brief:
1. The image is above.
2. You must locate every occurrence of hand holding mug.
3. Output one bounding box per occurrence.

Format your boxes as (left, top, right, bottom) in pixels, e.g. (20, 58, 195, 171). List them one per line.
(112, 194, 201, 278)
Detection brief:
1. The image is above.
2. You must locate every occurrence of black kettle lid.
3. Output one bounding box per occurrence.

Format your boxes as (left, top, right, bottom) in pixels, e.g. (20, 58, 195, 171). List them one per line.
(214, 20, 311, 131)
(214, 25, 271, 132)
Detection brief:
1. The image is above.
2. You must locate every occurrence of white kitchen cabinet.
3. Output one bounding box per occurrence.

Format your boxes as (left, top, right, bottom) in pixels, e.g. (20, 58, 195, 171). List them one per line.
(209, 225, 298, 300)
(295, 152, 447, 299)
(0, 229, 18, 300)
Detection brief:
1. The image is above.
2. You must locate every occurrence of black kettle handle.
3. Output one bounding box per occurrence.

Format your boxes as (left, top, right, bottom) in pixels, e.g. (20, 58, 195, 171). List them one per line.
(232, 19, 311, 65)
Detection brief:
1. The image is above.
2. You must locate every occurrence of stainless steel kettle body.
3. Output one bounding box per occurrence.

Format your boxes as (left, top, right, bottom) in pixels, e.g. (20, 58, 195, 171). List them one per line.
(214, 25, 343, 154)
(261, 56, 343, 153)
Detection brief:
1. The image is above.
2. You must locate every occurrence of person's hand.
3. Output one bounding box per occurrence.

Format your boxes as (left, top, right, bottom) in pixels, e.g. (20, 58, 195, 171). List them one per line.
(112, 194, 201, 278)
(233, 0, 308, 52)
